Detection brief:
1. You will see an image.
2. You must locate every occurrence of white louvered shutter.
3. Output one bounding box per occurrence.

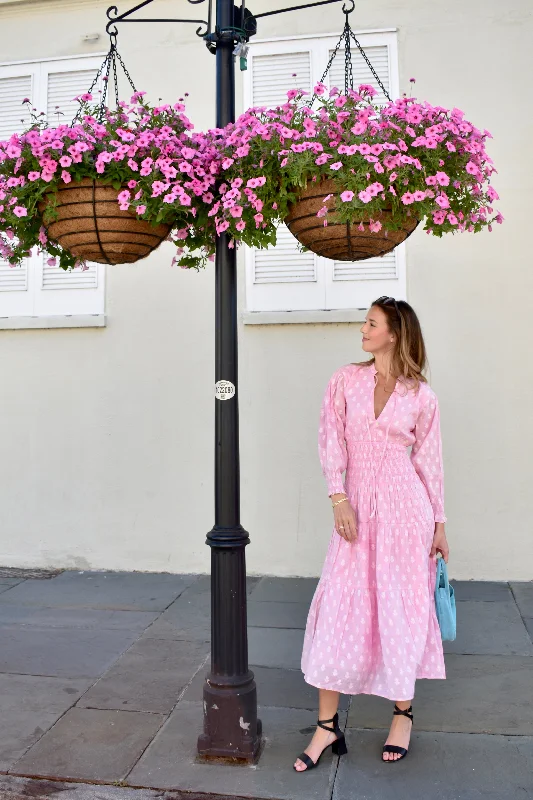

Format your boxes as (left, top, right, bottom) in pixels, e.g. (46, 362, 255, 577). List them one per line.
(252, 51, 312, 107)
(0, 58, 105, 320)
(0, 74, 33, 140)
(246, 47, 326, 311)
(244, 34, 404, 312)
(324, 41, 404, 310)
(0, 73, 33, 313)
(46, 68, 99, 125)
(34, 62, 104, 316)
(0, 259, 32, 316)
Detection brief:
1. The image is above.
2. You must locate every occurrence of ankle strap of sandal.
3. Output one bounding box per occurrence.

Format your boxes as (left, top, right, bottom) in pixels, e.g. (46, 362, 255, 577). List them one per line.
(317, 712, 339, 732)
(393, 704, 413, 720)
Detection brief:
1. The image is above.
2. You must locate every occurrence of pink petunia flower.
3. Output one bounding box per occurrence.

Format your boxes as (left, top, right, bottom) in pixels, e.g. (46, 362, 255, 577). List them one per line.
(340, 191, 354, 202)
(13, 206, 27, 217)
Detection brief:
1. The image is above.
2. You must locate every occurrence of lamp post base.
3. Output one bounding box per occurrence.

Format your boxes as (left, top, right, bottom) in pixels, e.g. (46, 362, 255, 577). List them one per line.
(197, 672, 263, 762)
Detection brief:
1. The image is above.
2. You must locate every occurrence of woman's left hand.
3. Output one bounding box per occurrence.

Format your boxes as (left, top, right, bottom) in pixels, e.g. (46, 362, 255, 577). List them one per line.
(430, 523, 449, 562)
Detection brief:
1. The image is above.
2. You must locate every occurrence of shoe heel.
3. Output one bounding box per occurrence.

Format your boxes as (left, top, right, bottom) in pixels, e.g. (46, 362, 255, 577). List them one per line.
(331, 735, 348, 756)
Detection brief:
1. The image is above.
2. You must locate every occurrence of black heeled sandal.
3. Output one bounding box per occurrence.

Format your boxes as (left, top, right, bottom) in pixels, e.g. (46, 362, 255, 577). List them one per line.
(293, 711, 348, 772)
(382, 704, 414, 763)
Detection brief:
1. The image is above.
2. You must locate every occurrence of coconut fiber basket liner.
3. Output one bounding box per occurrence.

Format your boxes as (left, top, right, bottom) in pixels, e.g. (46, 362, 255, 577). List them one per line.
(38, 178, 171, 265)
(285, 178, 419, 261)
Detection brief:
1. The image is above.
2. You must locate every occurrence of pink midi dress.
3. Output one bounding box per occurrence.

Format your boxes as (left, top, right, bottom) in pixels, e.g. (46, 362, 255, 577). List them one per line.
(301, 362, 447, 701)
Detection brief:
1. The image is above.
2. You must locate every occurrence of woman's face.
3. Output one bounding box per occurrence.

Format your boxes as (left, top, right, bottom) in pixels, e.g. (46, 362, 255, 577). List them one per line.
(360, 304, 394, 354)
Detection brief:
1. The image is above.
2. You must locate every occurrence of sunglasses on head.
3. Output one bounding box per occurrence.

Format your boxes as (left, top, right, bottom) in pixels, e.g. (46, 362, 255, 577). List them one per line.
(375, 295, 401, 318)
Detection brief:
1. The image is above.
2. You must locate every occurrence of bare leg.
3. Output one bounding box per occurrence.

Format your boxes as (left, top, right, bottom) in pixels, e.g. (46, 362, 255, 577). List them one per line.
(294, 689, 340, 772)
(382, 698, 413, 762)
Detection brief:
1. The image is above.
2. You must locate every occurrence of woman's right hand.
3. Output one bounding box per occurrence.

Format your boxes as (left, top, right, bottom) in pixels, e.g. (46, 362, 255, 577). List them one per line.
(330, 494, 358, 543)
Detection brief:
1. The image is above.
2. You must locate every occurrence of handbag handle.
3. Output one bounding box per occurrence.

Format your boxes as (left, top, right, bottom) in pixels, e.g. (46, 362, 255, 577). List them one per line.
(436, 554, 449, 590)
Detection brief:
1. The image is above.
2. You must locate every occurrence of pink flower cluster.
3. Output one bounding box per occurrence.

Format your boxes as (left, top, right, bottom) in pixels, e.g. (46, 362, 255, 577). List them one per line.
(0, 94, 221, 270)
(208, 83, 502, 244)
(0, 83, 503, 271)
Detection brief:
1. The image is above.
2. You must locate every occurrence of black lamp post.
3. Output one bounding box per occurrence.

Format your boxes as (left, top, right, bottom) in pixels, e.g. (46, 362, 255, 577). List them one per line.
(106, 0, 346, 763)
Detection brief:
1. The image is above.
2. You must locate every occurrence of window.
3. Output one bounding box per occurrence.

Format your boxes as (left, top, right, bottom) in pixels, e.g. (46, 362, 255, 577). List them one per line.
(0, 55, 106, 326)
(242, 31, 406, 314)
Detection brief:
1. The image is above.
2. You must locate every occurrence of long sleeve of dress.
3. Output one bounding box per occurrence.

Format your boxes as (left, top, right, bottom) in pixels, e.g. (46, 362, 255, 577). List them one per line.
(318, 368, 348, 497)
(410, 387, 447, 523)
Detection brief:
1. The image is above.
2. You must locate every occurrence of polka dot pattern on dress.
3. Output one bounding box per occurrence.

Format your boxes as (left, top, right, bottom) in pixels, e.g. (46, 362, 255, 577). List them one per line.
(301, 362, 446, 701)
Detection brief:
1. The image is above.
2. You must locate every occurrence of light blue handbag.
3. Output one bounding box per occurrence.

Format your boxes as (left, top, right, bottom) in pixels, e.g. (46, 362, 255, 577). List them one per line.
(434, 556, 456, 641)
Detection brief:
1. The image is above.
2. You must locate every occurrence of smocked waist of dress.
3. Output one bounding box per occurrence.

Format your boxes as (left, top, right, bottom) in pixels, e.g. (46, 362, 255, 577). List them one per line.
(347, 440, 407, 451)
(346, 442, 412, 476)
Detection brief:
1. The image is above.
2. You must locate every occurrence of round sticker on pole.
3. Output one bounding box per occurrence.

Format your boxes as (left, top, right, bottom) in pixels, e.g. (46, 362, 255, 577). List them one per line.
(215, 380, 235, 400)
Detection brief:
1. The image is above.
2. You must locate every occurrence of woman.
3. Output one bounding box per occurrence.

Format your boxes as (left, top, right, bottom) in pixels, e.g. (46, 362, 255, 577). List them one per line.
(294, 295, 449, 772)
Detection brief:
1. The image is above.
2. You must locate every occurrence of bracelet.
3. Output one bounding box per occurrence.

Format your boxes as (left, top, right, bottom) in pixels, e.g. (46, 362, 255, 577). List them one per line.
(332, 496, 348, 508)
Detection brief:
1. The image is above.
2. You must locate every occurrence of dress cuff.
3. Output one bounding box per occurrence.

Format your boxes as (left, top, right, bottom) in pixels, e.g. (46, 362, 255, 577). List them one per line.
(326, 473, 346, 497)
(433, 512, 447, 523)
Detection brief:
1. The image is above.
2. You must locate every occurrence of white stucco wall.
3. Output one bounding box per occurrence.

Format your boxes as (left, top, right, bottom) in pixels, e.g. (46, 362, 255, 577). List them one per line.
(0, 0, 530, 579)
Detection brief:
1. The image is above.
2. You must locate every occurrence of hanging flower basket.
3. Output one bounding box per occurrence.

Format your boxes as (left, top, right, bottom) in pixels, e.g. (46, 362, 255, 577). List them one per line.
(38, 178, 171, 265)
(206, 81, 503, 264)
(284, 178, 419, 260)
(0, 63, 219, 271)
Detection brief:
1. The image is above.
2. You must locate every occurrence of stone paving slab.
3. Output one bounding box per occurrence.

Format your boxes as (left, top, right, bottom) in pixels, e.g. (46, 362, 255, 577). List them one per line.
(0, 673, 93, 772)
(77, 638, 209, 713)
(443, 599, 533, 656)
(511, 582, 533, 618)
(248, 627, 305, 670)
(141, 593, 210, 642)
(449, 580, 513, 602)
(333, 729, 533, 800)
(249, 578, 318, 605)
(0, 605, 160, 632)
(247, 601, 309, 630)
(0, 585, 15, 596)
(182, 664, 350, 712)
(0, 571, 198, 611)
(0, 775, 269, 800)
(0, 579, 24, 586)
(141, 577, 269, 643)
(524, 617, 533, 641)
(0, 776, 166, 800)
(0, 627, 139, 678)
(128, 701, 341, 800)
(11, 707, 165, 783)
(347, 654, 533, 735)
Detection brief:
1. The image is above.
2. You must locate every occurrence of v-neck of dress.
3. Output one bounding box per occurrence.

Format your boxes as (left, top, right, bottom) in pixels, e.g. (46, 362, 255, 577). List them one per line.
(369, 363, 397, 423)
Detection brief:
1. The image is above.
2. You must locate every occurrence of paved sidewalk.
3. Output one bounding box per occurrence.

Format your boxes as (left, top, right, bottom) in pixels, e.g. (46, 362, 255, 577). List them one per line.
(0, 567, 532, 800)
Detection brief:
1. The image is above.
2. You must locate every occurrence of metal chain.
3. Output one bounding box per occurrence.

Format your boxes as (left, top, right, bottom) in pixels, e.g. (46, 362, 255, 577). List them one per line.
(309, 2, 392, 106)
(342, 17, 353, 95)
(349, 30, 391, 102)
(71, 31, 138, 124)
